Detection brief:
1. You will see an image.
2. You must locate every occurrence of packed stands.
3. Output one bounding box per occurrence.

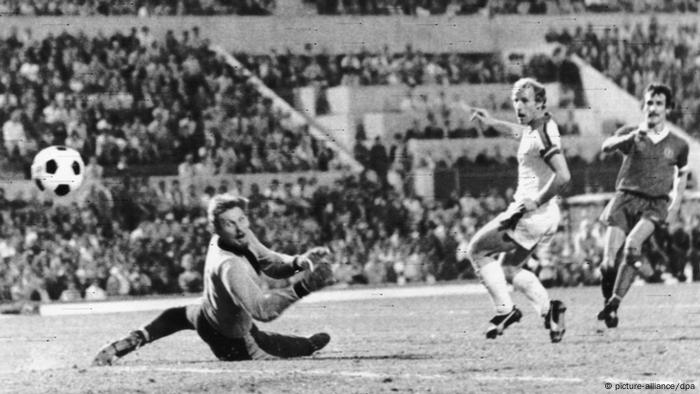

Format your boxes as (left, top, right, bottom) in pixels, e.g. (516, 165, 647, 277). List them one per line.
(0, 0, 276, 16)
(0, 26, 340, 179)
(547, 18, 700, 139)
(4, 144, 699, 303)
(308, 0, 699, 15)
(237, 49, 515, 90)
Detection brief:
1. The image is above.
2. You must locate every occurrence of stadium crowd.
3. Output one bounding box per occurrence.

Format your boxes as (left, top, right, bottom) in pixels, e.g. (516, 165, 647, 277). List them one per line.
(3, 153, 699, 304)
(0, 26, 339, 179)
(0, 0, 275, 16)
(546, 18, 700, 139)
(309, 0, 699, 15)
(238, 47, 566, 94)
(0, 170, 470, 303)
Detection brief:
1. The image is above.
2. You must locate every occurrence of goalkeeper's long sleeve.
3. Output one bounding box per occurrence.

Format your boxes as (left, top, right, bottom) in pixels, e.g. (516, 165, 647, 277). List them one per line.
(200, 235, 303, 339)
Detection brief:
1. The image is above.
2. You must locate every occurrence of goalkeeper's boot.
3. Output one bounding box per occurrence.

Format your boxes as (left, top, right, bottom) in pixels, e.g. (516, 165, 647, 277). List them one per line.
(309, 333, 331, 353)
(597, 297, 619, 328)
(485, 306, 522, 339)
(92, 330, 147, 366)
(544, 300, 567, 343)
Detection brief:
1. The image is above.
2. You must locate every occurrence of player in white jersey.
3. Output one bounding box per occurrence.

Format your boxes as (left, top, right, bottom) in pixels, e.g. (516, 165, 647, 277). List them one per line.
(93, 194, 335, 365)
(466, 78, 571, 342)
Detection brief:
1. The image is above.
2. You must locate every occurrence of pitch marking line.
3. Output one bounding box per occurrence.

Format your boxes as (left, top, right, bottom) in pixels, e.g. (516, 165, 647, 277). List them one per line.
(38, 284, 488, 316)
(25, 283, 700, 317)
(115, 365, 584, 383)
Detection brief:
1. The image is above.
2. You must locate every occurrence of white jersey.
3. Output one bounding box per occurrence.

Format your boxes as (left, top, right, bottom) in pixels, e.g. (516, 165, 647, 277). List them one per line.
(513, 117, 561, 205)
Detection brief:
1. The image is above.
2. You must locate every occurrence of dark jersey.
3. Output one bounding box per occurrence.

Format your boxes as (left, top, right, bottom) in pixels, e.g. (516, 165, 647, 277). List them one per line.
(612, 125, 689, 198)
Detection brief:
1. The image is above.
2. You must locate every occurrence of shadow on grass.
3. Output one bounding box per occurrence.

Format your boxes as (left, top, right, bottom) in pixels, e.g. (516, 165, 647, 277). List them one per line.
(310, 353, 432, 361)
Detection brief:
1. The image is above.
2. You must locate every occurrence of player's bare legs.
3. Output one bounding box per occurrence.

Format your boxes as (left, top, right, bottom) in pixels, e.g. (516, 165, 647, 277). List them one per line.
(468, 219, 518, 316)
(504, 249, 567, 342)
(599, 218, 656, 327)
(468, 219, 566, 342)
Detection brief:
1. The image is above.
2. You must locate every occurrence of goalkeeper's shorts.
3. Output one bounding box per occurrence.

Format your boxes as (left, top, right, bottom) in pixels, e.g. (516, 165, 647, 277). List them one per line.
(187, 303, 318, 361)
(498, 201, 560, 251)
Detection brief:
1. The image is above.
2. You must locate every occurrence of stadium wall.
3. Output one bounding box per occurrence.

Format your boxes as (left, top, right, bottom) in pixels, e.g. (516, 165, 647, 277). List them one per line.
(0, 14, 696, 54)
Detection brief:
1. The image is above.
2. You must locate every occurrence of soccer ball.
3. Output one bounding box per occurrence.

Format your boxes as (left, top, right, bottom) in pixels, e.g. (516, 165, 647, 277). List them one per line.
(31, 146, 85, 197)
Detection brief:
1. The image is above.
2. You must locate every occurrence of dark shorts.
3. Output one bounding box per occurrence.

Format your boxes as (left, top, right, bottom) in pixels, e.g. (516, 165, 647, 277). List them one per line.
(186, 304, 316, 361)
(600, 191, 669, 233)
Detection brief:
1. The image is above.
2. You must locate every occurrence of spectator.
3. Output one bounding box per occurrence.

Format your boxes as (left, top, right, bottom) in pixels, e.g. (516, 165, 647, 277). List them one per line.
(3, 109, 26, 156)
(368, 136, 389, 184)
(178, 253, 203, 293)
(84, 280, 108, 301)
(59, 279, 82, 302)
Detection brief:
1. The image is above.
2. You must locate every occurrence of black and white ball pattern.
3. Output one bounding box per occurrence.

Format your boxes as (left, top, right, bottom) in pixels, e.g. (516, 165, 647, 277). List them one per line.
(31, 146, 85, 197)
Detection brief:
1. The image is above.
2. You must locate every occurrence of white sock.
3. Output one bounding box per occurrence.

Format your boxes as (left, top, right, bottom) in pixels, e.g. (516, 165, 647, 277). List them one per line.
(512, 269, 550, 317)
(476, 257, 514, 315)
(138, 327, 151, 342)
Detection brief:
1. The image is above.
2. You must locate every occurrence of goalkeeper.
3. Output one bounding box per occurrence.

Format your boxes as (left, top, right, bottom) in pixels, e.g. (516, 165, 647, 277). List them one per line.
(93, 194, 335, 365)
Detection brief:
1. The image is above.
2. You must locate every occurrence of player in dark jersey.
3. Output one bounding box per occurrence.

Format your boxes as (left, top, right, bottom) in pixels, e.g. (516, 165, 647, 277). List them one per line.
(93, 194, 335, 365)
(597, 83, 689, 328)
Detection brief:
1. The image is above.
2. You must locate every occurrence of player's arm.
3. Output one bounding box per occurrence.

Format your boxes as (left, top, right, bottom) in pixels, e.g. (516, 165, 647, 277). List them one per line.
(466, 105, 526, 140)
(533, 121, 571, 207)
(248, 233, 328, 279)
(246, 233, 298, 279)
(667, 143, 690, 222)
(601, 126, 638, 154)
(534, 151, 571, 208)
(220, 259, 300, 322)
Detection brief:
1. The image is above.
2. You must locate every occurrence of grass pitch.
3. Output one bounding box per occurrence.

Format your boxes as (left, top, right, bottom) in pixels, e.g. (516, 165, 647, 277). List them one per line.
(2, 282, 700, 393)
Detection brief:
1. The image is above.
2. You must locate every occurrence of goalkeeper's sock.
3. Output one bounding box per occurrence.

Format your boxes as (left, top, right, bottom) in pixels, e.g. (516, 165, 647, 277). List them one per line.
(142, 306, 194, 343)
(477, 257, 514, 315)
(512, 268, 550, 317)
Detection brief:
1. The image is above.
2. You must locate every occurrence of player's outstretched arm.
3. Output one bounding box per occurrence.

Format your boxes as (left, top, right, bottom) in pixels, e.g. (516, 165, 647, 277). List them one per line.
(466, 105, 526, 140)
(252, 232, 330, 279)
(220, 260, 299, 322)
(247, 232, 300, 279)
(601, 126, 638, 153)
(220, 250, 335, 323)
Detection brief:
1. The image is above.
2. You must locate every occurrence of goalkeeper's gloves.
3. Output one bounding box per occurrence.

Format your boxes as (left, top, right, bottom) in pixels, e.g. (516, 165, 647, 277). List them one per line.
(293, 247, 334, 297)
(292, 247, 330, 272)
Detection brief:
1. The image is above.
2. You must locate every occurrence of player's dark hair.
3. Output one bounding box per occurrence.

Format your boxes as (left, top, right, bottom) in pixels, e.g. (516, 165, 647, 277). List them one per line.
(644, 83, 674, 109)
(512, 78, 547, 110)
(207, 194, 249, 232)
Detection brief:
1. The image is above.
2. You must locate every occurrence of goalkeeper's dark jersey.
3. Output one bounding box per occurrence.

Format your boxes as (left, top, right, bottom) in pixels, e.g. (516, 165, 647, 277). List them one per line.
(612, 125, 689, 199)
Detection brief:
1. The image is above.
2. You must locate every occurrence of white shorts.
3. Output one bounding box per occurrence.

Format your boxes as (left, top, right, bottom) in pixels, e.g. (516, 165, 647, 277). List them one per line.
(498, 201, 560, 251)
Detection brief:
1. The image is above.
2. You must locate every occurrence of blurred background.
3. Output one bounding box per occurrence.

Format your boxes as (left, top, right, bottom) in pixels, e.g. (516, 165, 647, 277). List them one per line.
(2, 0, 700, 306)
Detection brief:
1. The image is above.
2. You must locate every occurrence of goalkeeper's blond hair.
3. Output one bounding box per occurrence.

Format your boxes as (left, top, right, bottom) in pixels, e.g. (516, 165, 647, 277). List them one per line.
(207, 193, 249, 233)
